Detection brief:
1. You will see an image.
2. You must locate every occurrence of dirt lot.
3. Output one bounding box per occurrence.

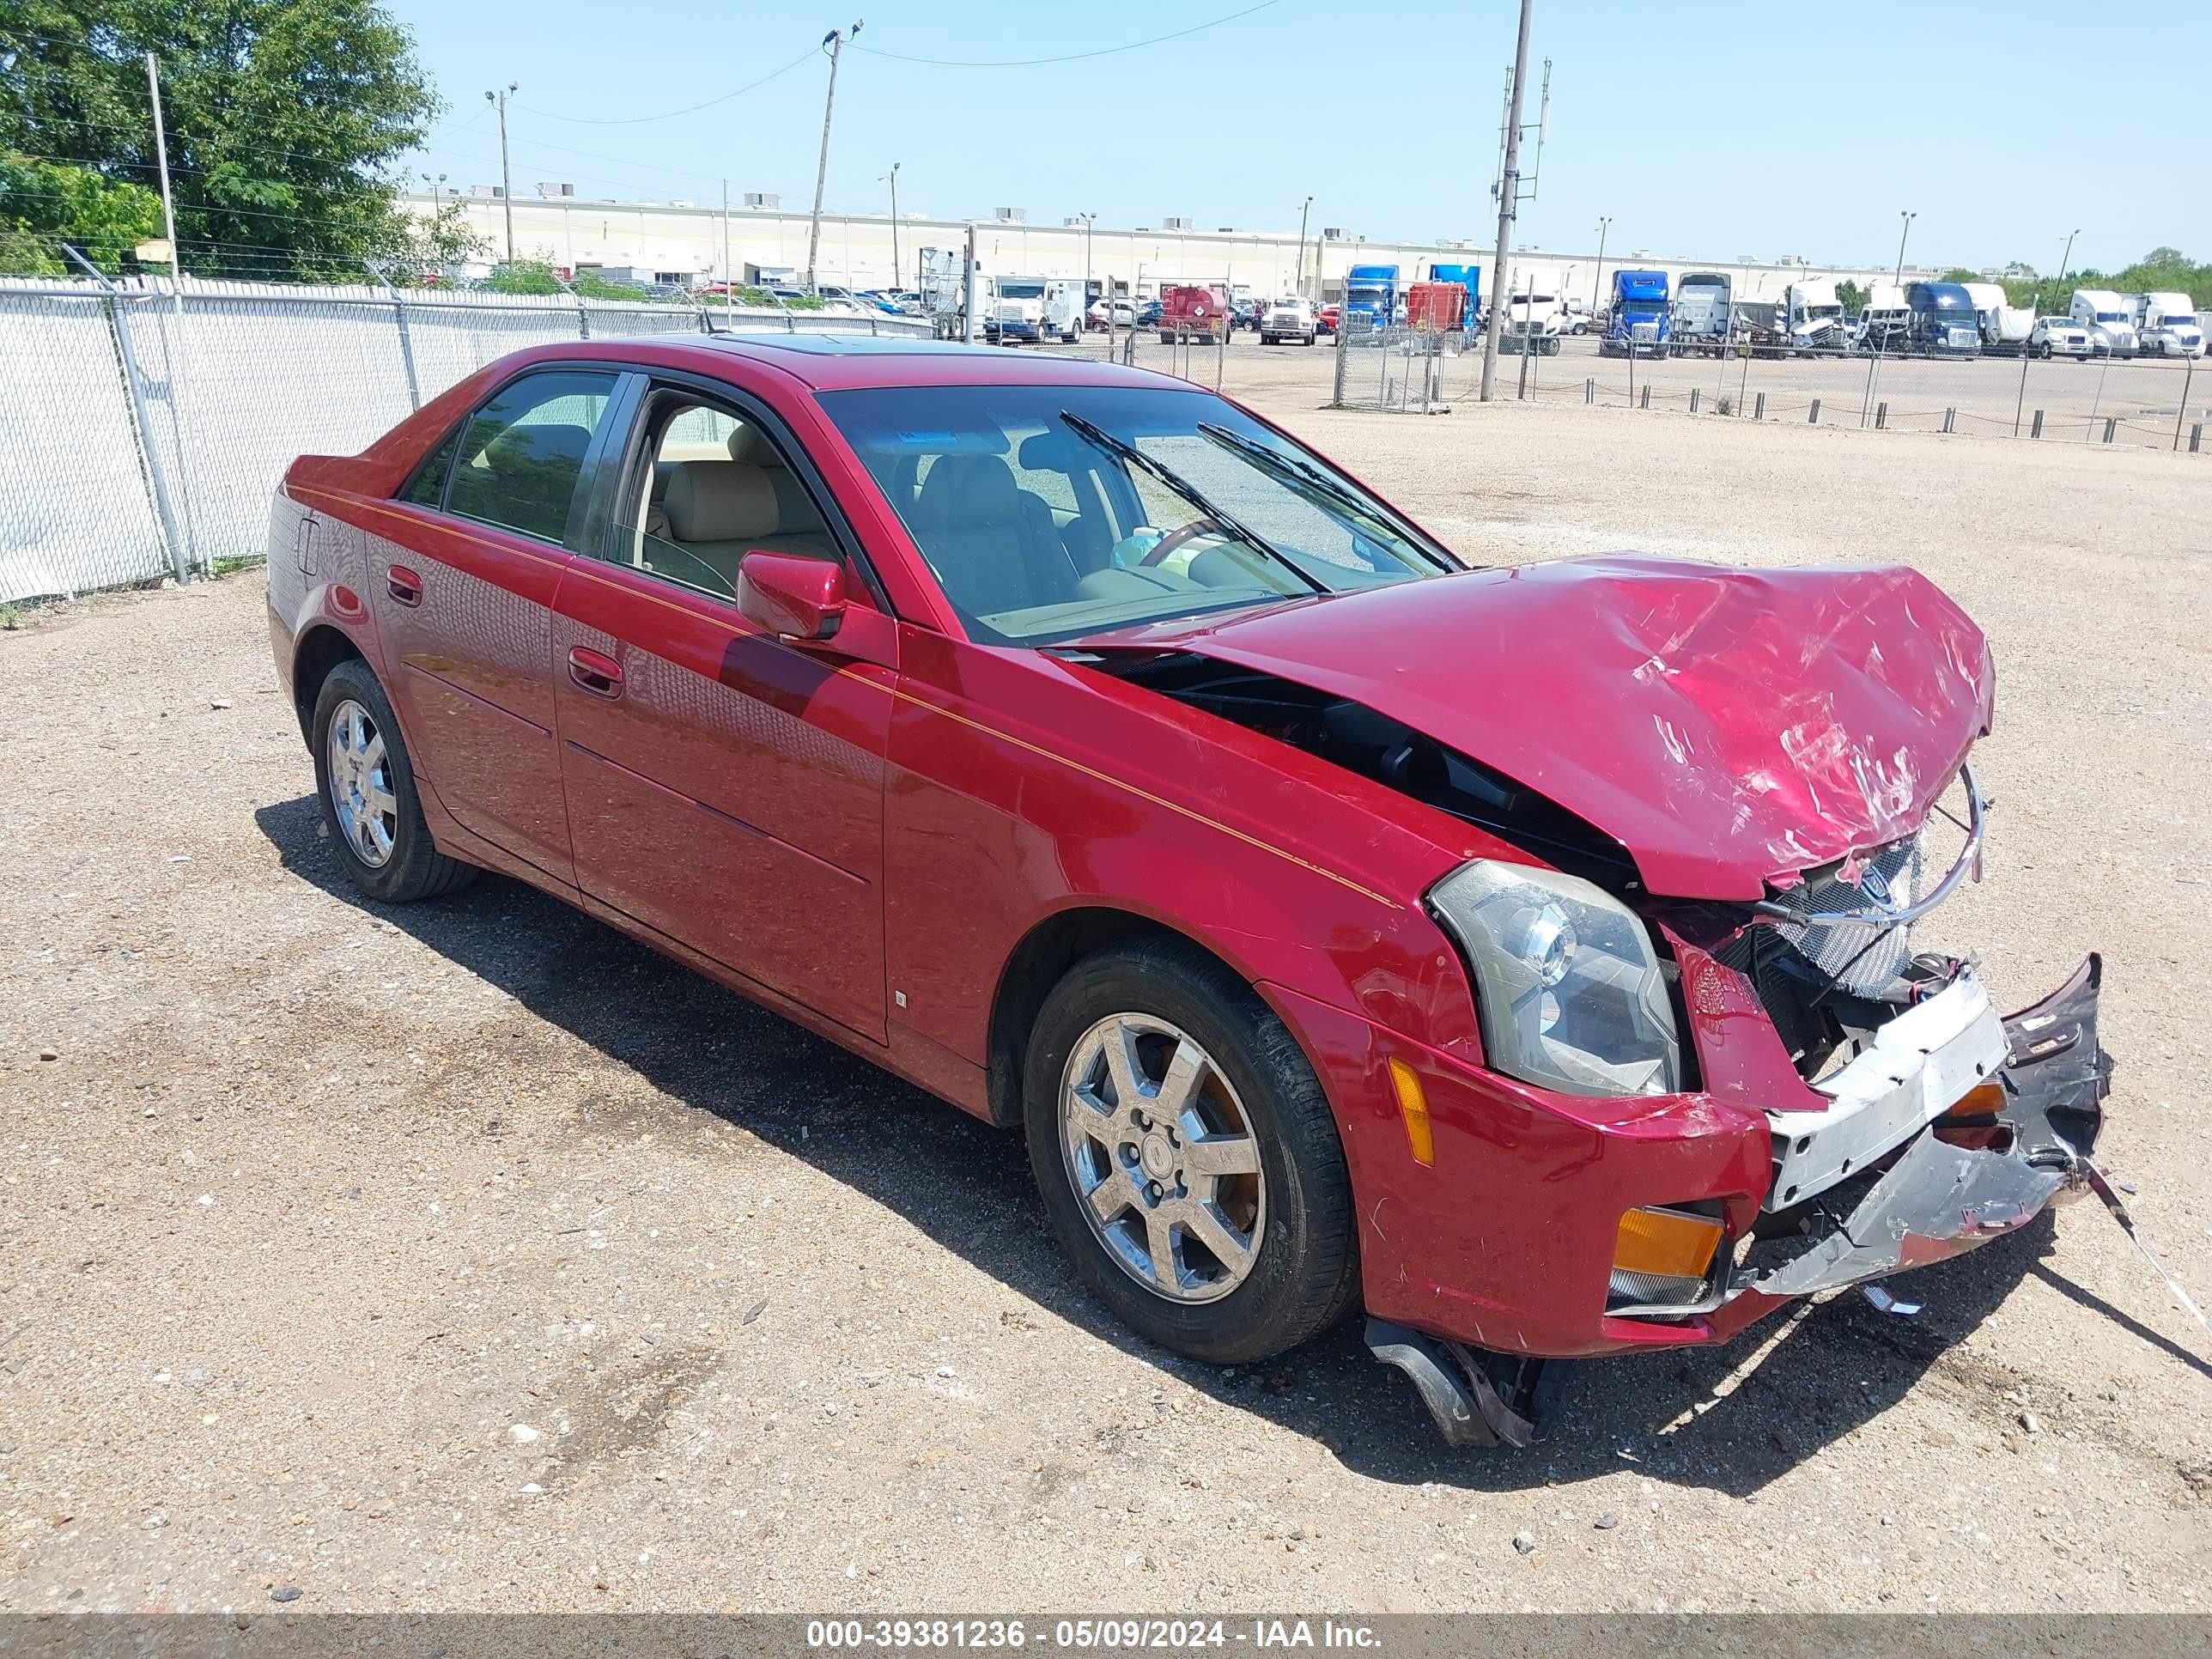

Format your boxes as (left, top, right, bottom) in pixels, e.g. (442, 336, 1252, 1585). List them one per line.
(3, 368, 2209, 1616)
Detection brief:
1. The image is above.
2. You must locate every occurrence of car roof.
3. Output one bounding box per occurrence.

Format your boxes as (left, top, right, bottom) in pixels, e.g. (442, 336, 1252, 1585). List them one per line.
(618, 332, 1174, 392)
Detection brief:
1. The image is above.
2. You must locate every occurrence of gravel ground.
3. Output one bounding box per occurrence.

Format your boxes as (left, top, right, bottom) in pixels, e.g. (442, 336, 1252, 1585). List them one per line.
(3, 371, 2209, 1616)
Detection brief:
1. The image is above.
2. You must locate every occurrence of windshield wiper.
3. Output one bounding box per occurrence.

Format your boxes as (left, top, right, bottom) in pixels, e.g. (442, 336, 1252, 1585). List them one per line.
(1195, 422, 1456, 573)
(1058, 411, 1327, 595)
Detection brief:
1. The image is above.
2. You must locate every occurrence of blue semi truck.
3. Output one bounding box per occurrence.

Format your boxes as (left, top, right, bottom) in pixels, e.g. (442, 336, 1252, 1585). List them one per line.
(1343, 264, 1401, 331)
(1428, 262, 1482, 331)
(1600, 268, 1671, 357)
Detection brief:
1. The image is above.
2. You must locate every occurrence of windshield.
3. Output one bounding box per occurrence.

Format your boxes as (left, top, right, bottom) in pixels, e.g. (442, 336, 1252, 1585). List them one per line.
(998, 282, 1045, 300)
(818, 383, 1458, 645)
(2093, 311, 2125, 323)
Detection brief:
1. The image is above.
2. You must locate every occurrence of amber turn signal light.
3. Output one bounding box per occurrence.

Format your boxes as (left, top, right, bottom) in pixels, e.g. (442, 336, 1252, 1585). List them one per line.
(1388, 1057, 1433, 1167)
(1942, 1080, 2007, 1120)
(1613, 1206, 1723, 1282)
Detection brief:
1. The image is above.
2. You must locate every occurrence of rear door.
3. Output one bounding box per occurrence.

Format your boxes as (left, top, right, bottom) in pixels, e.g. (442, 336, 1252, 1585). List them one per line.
(549, 376, 895, 1040)
(371, 367, 623, 886)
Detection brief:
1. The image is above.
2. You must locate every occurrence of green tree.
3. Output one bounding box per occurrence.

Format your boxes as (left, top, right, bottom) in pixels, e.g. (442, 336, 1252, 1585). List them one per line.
(0, 151, 162, 271)
(1836, 278, 1867, 318)
(0, 1, 440, 280)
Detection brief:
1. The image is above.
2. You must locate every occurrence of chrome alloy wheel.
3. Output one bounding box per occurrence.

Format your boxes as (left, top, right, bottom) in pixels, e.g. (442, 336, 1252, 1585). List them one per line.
(1059, 1013, 1266, 1304)
(325, 698, 398, 868)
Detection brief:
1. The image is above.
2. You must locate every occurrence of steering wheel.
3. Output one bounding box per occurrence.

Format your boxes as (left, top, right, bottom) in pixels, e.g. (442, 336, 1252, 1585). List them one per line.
(1139, 517, 1223, 567)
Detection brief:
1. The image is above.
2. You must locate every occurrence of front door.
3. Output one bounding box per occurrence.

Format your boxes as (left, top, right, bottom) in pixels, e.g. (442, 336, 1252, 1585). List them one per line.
(370, 367, 623, 885)
(550, 383, 894, 1040)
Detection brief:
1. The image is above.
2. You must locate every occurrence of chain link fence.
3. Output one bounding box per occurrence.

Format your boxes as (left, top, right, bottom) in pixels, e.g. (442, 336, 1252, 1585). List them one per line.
(0, 276, 929, 605)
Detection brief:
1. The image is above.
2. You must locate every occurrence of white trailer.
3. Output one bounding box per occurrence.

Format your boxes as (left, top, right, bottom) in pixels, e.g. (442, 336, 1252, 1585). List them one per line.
(1670, 272, 1733, 356)
(2133, 291, 2204, 359)
(2070, 289, 2139, 357)
(1043, 279, 1085, 344)
(1960, 282, 2035, 356)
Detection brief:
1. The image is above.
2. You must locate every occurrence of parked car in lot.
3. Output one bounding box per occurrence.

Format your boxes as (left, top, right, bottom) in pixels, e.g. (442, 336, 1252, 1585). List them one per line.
(1134, 299, 1163, 328)
(1088, 298, 1137, 331)
(268, 334, 2112, 1449)
(2030, 316, 2098, 360)
(1316, 302, 1340, 335)
(1259, 295, 1318, 345)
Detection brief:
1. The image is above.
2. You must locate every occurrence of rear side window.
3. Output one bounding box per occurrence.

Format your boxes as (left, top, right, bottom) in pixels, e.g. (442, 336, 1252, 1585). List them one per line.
(398, 426, 463, 508)
(444, 371, 618, 544)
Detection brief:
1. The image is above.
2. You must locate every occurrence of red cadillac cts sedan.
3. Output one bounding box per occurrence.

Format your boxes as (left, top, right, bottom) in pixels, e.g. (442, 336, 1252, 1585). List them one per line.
(269, 335, 2112, 1447)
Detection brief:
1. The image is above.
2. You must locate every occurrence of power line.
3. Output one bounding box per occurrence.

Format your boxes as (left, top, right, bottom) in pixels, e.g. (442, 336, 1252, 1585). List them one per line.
(516, 46, 817, 126)
(848, 0, 1285, 67)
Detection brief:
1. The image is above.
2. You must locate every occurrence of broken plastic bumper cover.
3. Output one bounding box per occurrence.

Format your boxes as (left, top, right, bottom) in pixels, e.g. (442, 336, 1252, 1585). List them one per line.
(1743, 954, 2112, 1299)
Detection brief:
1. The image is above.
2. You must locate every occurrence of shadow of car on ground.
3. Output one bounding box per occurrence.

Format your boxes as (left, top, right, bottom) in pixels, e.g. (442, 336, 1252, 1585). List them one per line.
(256, 792, 2090, 1497)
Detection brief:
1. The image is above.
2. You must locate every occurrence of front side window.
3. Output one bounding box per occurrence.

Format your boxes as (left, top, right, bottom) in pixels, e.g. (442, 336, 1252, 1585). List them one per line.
(819, 383, 1459, 645)
(444, 371, 618, 544)
(593, 390, 839, 603)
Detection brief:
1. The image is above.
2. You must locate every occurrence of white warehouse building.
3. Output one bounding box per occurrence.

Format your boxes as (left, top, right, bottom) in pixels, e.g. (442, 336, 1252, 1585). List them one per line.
(408, 189, 1924, 307)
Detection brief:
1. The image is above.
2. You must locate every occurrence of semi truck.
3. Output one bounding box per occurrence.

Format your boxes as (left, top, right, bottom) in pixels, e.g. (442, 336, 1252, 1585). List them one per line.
(982, 276, 1055, 344)
(1342, 264, 1401, 333)
(1494, 284, 1565, 355)
(1905, 282, 1982, 356)
(1599, 269, 1670, 356)
(1157, 283, 1230, 344)
(2070, 289, 2139, 357)
(1960, 282, 2034, 356)
(1735, 282, 1847, 356)
(1427, 263, 1481, 334)
(2132, 291, 2204, 358)
(1669, 271, 1733, 356)
(1853, 281, 1911, 354)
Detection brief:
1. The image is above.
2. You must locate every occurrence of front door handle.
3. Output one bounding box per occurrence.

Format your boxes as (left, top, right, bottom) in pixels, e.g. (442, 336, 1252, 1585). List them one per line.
(386, 565, 423, 607)
(567, 645, 623, 697)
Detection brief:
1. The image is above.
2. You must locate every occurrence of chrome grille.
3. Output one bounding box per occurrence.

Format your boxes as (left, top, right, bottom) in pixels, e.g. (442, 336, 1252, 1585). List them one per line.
(1774, 835, 1924, 997)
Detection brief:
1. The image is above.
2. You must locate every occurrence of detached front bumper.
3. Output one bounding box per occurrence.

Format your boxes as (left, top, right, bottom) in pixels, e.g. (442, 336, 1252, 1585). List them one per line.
(1735, 954, 2112, 1302)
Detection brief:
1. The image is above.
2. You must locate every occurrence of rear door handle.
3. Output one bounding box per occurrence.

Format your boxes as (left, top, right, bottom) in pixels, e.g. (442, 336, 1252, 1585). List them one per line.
(567, 645, 623, 697)
(386, 565, 423, 607)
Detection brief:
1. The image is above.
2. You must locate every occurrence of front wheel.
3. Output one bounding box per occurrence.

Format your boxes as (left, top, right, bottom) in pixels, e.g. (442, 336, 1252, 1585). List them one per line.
(309, 659, 477, 904)
(1024, 939, 1359, 1365)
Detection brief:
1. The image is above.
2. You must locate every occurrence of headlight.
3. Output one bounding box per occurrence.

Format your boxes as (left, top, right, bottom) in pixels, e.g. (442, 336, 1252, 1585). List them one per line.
(1427, 860, 1682, 1097)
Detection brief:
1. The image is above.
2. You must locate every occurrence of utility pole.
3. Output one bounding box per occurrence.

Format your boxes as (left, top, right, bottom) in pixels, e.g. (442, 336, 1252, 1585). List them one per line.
(1294, 195, 1312, 300)
(2017, 227, 2079, 435)
(485, 84, 517, 264)
(1478, 0, 1534, 402)
(1864, 210, 1914, 425)
(144, 52, 182, 307)
(1592, 214, 1610, 314)
(806, 21, 863, 294)
(881, 161, 900, 290)
(1078, 211, 1097, 299)
(722, 179, 733, 322)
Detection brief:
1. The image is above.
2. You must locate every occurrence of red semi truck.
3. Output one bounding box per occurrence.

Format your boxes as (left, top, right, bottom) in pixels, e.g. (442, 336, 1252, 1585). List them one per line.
(1158, 283, 1230, 345)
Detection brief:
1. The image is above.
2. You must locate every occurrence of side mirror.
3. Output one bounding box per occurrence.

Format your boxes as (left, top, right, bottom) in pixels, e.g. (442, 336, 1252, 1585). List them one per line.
(737, 550, 846, 642)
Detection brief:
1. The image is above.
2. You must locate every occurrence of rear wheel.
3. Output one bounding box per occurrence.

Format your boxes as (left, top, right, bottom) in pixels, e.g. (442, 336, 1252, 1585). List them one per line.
(1024, 939, 1359, 1364)
(310, 659, 477, 904)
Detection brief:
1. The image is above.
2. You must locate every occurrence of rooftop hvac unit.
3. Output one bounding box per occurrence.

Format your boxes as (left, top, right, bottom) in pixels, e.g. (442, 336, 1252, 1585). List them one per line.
(668, 199, 696, 209)
(535, 181, 574, 198)
(1322, 227, 1346, 240)
(1162, 216, 1193, 231)
(471, 184, 504, 198)
(994, 206, 1027, 222)
(744, 192, 780, 210)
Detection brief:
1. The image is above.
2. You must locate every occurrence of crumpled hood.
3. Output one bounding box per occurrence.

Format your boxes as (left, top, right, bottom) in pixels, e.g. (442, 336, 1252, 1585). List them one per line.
(1122, 558, 1995, 900)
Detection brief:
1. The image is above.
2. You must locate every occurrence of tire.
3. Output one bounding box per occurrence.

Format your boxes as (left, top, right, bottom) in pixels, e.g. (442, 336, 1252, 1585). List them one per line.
(1023, 939, 1359, 1365)
(309, 657, 478, 904)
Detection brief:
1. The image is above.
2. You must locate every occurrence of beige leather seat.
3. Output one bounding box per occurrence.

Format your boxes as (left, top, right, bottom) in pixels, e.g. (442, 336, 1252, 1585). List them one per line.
(660, 459, 839, 592)
(726, 422, 831, 540)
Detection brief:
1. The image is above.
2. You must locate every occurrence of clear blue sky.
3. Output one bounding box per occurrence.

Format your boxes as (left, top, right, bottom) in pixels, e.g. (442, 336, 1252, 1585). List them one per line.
(389, 0, 2190, 275)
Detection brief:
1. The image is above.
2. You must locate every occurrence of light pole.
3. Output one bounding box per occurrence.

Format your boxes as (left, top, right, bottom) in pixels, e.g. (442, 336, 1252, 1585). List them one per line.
(2017, 228, 2080, 436)
(1893, 209, 1916, 284)
(1077, 211, 1097, 299)
(880, 161, 900, 291)
(1592, 215, 1611, 315)
(484, 84, 517, 265)
(805, 21, 863, 294)
(1293, 195, 1313, 300)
